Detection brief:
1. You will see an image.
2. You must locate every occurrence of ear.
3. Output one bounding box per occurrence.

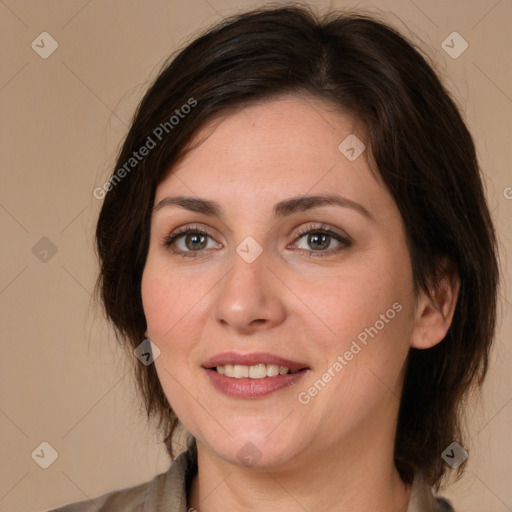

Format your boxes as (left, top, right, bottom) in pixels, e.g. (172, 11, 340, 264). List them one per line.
(410, 258, 460, 350)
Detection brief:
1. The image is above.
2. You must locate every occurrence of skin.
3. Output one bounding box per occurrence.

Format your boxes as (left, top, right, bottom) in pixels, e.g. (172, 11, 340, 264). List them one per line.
(141, 94, 459, 512)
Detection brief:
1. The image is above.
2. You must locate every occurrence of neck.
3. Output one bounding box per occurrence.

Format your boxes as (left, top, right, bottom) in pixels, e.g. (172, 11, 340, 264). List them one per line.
(187, 407, 412, 511)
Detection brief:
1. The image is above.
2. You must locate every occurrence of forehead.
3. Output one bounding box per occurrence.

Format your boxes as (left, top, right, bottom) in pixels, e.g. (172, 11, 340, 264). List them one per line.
(154, 94, 390, 216)
(181, 95, 356, 161)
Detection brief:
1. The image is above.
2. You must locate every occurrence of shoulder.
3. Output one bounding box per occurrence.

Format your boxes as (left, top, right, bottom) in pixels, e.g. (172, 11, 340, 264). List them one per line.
(45, 446, 197, 512)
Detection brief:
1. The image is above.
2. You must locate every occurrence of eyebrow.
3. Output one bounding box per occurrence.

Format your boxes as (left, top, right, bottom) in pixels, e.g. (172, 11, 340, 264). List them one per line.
(153, 194, 374, 221)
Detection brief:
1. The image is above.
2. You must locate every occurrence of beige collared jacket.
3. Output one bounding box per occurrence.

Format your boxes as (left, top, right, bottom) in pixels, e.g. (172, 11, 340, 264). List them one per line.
(46, 446, 455, 512)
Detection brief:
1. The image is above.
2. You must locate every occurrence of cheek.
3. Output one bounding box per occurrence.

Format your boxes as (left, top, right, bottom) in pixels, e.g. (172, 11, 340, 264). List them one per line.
(141, 259, 218, 371)
(295, 249, 415, 418)
(292, 248, 413, 353)
(141, 265, 213, 436)
(141, 269, 172, 335)
(142, 257, 201, 332)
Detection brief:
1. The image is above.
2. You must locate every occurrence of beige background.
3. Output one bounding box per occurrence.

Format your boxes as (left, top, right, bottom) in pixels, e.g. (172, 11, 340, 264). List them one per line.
(0, 0, 511, 511)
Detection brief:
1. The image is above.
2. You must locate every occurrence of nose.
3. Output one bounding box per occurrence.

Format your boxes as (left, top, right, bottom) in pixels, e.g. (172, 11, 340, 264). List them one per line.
(212, 246, 286, 334)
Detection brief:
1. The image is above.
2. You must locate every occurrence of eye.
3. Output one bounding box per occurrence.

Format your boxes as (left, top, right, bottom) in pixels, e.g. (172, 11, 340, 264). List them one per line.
(163, 225, 220, 258)
(291, 224, 351, 257)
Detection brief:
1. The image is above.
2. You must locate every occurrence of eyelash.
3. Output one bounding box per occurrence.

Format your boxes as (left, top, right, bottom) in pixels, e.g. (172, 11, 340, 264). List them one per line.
(163, 223, 352, 259)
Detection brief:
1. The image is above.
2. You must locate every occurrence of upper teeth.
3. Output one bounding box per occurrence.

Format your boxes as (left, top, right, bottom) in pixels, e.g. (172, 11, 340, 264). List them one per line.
(216, 364, 295, 378)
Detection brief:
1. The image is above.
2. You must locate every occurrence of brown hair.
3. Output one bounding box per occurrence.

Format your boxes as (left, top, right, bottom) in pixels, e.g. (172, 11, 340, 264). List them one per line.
(94, 3, 499, 490)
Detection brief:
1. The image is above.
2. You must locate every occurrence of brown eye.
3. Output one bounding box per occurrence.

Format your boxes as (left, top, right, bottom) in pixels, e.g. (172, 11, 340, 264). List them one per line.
(183, 232, 208, 251)
(164, 227, 220, 258)
(305, 232, 331, 251)
(292, 225, 352, 257)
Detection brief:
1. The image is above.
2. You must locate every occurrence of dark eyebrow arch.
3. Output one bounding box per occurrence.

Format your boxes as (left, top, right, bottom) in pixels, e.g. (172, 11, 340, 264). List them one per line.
(153, 194, 374, 221)
(153, 196, 221, 216)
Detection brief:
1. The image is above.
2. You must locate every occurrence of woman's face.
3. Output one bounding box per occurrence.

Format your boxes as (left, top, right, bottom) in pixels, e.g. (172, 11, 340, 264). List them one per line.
(141, 95, 420, 469)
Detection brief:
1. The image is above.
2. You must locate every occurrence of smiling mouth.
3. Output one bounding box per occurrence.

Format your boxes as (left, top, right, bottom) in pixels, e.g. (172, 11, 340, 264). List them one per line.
(203, 354, 310, 398)
(212, 363, 305, 378)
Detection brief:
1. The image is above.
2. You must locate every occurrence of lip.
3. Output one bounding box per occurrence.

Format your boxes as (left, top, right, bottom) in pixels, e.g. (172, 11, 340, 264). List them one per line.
(202, 352, 310, 399)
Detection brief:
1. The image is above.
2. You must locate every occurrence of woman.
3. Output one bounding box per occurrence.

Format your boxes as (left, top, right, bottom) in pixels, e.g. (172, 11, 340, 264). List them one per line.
(49, 4, 499, 511)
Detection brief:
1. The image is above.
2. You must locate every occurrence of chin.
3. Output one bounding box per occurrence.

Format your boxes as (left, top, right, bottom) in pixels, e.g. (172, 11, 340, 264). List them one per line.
(199, 428, 307, 470)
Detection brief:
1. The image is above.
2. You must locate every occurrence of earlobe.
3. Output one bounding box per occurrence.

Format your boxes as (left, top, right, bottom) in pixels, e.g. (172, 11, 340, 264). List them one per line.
(410, 260, 460, 350)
